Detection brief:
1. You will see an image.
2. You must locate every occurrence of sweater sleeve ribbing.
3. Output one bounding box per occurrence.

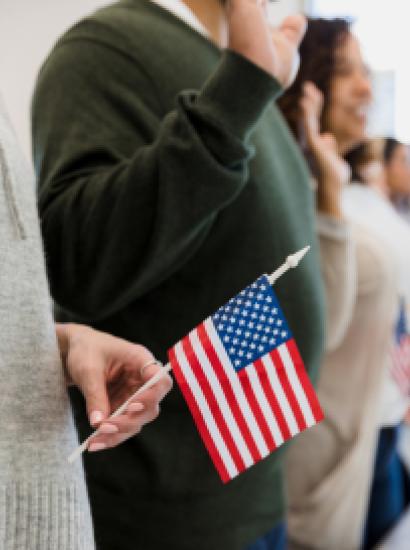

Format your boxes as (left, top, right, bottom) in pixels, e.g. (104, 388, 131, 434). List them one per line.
(33, 41, 282, 321)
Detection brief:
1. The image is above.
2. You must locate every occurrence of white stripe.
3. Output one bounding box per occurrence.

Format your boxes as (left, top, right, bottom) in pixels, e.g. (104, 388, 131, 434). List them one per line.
(204, 319, 269, 457)
(262, 353, 299, 436)
(174, 341, 238, 479)
(189, 330, 254, 468)
(278, 343, 316, 427)
(246, 364, 284, 449)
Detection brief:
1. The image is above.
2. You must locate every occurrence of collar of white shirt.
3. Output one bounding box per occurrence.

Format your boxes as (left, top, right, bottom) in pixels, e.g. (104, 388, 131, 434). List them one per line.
(151, 0, 209, 38)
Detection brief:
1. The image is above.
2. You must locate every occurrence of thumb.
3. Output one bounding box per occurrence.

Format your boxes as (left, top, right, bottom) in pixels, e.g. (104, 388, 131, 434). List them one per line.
(77, 361, 111, 427)
(280, 14, 307, 47)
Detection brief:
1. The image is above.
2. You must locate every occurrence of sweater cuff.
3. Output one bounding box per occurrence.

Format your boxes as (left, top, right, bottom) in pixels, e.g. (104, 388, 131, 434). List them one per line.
(317, 213, 351, 242)
(198, 50, 283, 141)
(0, 480, 94, 549)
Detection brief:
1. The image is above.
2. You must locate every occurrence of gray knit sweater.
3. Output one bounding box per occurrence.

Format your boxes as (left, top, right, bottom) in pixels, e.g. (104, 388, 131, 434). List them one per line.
(0, 102, 94, 549)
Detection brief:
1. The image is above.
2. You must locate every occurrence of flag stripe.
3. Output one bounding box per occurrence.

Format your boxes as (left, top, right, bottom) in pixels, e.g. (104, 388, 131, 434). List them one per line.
(246, 361, 284, 448)
(271, 349, 307, 431)
(188, 329, 253, 469)
(171, 342, 237, 481)
(196, 323, 259, 465)
(278, 344, 316, 428)
(286, 339, 324, 423)
(203, 319, 268, 459)
(255, 359, 292, 441)
(238, 368, 274, 454)
(262, 353, 299, 436)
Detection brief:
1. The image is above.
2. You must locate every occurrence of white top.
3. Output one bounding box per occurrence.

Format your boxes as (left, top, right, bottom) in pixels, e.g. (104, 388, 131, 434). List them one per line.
(151, 0, 209, 37)
(343, 183, 410, 426)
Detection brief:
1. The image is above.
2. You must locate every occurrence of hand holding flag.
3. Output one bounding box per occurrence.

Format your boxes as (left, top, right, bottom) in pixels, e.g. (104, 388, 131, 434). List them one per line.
(68, 246, 323, 482)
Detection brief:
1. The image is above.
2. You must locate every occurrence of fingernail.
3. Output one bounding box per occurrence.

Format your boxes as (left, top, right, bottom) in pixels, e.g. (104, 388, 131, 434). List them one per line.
(88, 442, 107, 453)
(99, 423, 119, 434)
(128, 402, 145, 413)
(90, 411, 104, 426)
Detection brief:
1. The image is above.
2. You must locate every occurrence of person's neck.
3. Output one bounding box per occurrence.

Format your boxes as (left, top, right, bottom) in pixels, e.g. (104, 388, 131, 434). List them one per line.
(182, 0, 228, 47)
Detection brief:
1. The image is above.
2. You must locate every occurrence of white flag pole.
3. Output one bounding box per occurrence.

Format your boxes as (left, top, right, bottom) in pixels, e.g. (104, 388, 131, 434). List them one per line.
(68, 245, 310, 464)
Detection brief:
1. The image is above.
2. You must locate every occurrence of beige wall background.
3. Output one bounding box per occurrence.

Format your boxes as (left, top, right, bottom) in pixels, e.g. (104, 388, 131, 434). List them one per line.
(0, 0, 304, 158)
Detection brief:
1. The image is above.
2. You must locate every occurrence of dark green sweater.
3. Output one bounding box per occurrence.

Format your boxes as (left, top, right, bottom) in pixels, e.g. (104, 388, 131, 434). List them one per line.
(32, 1, 325, 548)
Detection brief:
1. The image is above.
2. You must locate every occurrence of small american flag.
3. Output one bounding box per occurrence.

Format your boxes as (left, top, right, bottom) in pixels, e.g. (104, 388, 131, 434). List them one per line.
(391, 300, 410, 396)
(168, 275, 323, 482)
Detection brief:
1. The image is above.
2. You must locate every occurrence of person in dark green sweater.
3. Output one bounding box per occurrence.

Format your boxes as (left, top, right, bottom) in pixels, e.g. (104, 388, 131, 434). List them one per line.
(32, 1, 325, 548)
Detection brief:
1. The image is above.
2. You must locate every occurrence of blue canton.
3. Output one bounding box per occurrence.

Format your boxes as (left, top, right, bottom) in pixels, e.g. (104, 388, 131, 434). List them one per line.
(211, 275, 292, 372)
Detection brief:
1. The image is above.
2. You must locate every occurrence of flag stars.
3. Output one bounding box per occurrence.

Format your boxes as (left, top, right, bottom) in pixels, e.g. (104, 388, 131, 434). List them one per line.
(218, 324, 224, 331)
(277, 320, 283, 327)
(229, 347, 236, 355)
(281, 331, 288, 338)
(246, 352, 253, 360)
(258, 345, 264, 352)
(235, 329, 242, 336)
(239, 319, 246, 326)
(233, 338, 239, 345)
(264, 327, 271, 334)
(223, 336, 230, 343)
(238, 350, 244, 357)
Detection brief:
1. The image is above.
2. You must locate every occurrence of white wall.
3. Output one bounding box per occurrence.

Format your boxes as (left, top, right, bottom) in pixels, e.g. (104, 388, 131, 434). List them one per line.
(0, 0, 109, 157)
(0, 0, 305, 158)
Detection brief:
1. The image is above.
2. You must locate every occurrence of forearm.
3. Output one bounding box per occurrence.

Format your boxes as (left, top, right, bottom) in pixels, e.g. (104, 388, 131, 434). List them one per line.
(35, 47, 282, 320)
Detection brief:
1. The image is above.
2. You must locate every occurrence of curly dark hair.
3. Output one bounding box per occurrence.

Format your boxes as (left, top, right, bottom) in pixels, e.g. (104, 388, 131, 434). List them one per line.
(278, 17, 351, 144)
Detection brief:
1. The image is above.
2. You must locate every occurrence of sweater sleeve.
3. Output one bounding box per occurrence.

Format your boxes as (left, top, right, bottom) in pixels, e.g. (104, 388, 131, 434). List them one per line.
(32, 40, 282, 322)
(317, 214, 357, 352)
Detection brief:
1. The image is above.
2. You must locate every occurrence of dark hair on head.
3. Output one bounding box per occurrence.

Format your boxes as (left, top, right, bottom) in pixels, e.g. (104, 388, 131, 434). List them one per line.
(278, 17, 351, 143)
(345, 137, 404, 184)
(383, 137, 401, 163)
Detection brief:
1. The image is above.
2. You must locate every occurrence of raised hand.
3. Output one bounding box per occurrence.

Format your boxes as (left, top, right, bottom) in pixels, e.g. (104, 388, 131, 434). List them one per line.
(227, 0, 306, 88)
(301, 81, 351, 218)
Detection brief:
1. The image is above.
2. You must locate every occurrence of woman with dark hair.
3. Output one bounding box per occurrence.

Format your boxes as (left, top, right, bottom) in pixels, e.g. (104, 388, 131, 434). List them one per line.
(278, 19, 399, 549)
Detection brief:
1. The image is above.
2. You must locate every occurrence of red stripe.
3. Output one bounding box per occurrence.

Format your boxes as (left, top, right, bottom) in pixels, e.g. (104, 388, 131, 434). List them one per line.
(253, 357, 291, 441)
(286, 340, 324, 423)
(238, 364, 275, 452)
(270, 348, 307, 431)
(182, 333, 246, 474)
(168, 345, 230, 483)
(197, 323, 261, 463)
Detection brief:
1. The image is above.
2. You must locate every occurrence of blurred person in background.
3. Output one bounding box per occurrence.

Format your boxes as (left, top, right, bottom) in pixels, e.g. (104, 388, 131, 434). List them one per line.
(31, 1, 325, 549)
(279, 18, 398, 549)
(383, 138, 410, 224)
(346, 138, 410, 548)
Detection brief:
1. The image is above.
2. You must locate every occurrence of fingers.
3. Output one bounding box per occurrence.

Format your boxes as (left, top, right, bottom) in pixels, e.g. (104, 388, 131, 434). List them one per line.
(87, 363, 173, 453)
(279, 14, 307, 48)
(72, 358, 111, 427)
